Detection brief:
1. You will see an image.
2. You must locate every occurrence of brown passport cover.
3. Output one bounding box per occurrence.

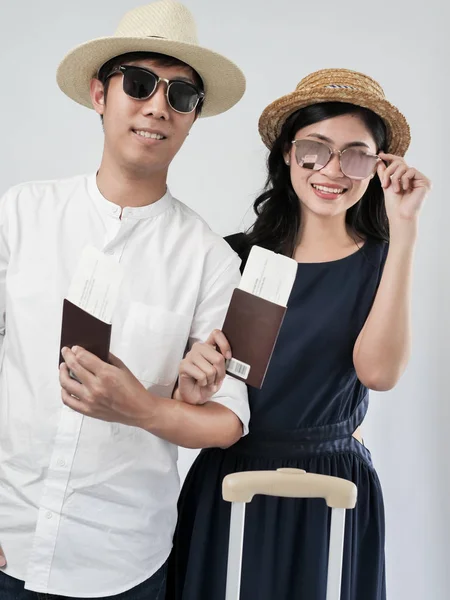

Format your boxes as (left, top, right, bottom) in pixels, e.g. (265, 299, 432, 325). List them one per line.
(59, 299, 112, 366)
(222, 288, 286, 389)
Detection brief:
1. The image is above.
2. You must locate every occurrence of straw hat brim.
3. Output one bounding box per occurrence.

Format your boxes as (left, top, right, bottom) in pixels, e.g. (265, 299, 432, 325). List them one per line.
(258, 88, 411, 156)
(56, 36, 246, 118)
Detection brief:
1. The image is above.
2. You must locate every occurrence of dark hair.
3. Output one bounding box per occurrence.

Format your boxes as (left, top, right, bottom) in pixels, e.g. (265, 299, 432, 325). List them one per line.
(96, 51, 204, 116)
(246, 102, 389, 257)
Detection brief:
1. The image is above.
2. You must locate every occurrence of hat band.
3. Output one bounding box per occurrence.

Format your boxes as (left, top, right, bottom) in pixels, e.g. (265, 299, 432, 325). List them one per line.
(323, 84, 358, 90)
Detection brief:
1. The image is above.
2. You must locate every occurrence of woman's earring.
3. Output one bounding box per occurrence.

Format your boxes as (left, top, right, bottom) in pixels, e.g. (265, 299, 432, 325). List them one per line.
(285, 158, 290, 166)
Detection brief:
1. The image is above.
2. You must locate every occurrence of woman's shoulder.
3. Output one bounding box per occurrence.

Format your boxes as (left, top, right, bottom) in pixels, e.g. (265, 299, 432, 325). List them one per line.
(363, 235, 389, 263)
(360, 236, 389, 289)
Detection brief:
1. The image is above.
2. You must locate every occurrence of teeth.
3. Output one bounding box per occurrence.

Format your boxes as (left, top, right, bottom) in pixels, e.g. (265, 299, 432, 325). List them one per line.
(312, 184, 344, 194)
(135, 130, 164, 140)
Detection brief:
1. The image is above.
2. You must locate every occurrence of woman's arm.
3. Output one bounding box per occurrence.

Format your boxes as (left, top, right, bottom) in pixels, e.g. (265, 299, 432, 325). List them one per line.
(353, 153, 431, 391)
(353, 235, 416, 391)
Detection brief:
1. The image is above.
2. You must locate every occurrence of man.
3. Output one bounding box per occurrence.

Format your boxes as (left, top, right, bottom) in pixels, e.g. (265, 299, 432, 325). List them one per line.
(0, 1, 248, 598)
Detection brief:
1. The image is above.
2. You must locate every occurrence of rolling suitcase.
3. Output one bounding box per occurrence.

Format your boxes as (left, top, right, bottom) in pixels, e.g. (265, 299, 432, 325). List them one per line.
(222, 468, 357, 600)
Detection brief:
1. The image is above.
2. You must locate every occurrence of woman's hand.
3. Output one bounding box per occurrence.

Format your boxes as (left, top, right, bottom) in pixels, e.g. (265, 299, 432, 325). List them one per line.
(377, 153, 431, 235)
(175, 330, 232, 405)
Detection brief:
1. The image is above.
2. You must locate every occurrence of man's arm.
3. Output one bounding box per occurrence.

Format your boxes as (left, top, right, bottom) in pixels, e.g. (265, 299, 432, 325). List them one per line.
(0, 192, 11, 568)
(60, 348, 242, 449)
(0, 192, 9, 356)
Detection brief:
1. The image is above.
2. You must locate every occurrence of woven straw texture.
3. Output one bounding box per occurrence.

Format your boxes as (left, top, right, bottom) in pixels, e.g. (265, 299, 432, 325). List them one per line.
(258, 68, 410, 156)
(56, 0, 245, 117)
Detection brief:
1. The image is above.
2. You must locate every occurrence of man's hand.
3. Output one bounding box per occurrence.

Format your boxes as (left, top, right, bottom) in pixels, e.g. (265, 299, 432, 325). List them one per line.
(0, 544, 6, 568)
(59, 347, 153, 428)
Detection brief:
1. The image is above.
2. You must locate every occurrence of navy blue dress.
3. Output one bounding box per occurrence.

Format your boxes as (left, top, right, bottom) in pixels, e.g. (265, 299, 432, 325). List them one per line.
(166, 235, 388, 600)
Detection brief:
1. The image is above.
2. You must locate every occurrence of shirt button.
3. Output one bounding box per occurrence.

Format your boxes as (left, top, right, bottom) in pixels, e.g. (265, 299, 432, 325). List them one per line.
(57, 458, 66, 467)
(46, 511, 53, 519)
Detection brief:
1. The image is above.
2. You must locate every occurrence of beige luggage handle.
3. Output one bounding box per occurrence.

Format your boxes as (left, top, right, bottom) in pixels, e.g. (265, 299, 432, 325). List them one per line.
(222, 468, 357, 509)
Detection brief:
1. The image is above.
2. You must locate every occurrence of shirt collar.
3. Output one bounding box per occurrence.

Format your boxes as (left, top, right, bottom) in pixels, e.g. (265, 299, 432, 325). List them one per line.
(87, 173, 173, 221)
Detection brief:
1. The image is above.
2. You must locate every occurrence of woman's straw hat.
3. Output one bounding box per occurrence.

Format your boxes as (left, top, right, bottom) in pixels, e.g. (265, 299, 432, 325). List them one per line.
(258, 68, 410, 155)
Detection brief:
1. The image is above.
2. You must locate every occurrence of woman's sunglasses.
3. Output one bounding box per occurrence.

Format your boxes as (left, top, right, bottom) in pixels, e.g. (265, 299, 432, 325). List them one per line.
(105, 65, 205, 114)
(291, 139, 381, 180)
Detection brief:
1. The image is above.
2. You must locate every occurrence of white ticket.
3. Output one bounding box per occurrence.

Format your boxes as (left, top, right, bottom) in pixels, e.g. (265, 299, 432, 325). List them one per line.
(66, 246, 124, 324)
(238, 245, 297, 307)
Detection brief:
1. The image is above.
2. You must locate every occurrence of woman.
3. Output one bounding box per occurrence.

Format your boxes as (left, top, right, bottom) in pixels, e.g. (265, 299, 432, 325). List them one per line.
(166, 69, 431, 599)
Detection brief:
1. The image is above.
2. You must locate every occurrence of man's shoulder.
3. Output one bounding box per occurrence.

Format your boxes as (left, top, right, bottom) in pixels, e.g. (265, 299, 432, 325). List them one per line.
(169, 195, 213, 232)
(170, 196, 239, 261)
(1, 174, 90, 204)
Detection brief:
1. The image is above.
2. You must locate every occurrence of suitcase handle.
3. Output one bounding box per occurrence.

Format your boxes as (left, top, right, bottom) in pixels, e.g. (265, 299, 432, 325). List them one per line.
(222, 468, 357, 509)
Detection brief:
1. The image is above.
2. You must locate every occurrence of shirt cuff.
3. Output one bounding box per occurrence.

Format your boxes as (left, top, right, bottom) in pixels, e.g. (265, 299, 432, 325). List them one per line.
(209, 375, 250, 436)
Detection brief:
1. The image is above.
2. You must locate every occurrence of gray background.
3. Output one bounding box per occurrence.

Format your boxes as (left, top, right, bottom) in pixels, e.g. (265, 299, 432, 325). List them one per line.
(0, 0, 448, 598)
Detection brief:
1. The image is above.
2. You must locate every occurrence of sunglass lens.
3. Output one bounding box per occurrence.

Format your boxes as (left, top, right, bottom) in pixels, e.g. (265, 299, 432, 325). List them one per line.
(168, 81, 200, 113)
(294, 140, 331, 170)
(341, 148, 378, 179)
(122, 67, 157, 99)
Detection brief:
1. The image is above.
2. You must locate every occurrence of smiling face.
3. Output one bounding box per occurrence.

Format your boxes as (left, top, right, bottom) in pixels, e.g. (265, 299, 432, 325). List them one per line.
(90, 57, 198, 178)
(285, 113, 378, 219)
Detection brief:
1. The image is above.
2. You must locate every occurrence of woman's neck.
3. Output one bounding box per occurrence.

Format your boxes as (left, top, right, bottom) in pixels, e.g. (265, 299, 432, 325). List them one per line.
(294, 211, 363, 262)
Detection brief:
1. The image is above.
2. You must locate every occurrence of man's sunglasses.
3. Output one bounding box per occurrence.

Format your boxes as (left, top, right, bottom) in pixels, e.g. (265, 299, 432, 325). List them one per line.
(105, 65, 205, 114)
(292, 139, 381, 180)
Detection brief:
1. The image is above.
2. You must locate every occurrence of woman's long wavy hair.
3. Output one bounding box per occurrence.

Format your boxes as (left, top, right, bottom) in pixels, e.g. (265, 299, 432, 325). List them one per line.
(246, 102, 389, 257)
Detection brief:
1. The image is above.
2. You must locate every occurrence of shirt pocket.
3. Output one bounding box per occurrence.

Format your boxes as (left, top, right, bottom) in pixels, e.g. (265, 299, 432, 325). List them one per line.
(118, 302, 191, 387)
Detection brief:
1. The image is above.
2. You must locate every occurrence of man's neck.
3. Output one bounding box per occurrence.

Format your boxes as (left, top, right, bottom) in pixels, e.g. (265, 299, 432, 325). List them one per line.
(96, 161, 168, 209)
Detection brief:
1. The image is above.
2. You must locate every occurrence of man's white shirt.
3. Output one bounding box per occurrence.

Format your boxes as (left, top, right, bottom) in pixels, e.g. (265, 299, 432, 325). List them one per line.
(0, 174, 249, 596)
